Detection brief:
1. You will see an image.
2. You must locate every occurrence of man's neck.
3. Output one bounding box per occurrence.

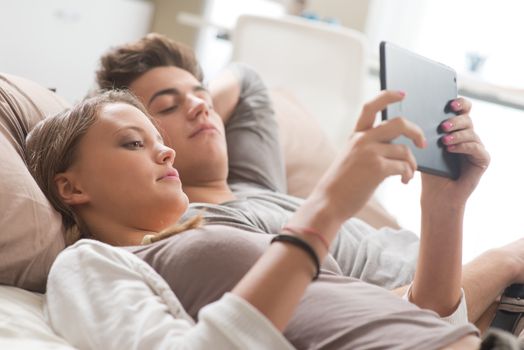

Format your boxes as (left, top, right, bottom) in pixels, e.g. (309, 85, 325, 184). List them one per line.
(183, 180, 236, 204)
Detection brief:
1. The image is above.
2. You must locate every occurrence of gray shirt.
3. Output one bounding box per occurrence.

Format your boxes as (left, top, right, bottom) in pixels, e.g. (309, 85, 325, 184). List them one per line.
(129, 225, 478, 350)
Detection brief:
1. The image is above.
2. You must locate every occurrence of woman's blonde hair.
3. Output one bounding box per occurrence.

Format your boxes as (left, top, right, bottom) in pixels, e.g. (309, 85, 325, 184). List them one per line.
(26, 90, 201, 246)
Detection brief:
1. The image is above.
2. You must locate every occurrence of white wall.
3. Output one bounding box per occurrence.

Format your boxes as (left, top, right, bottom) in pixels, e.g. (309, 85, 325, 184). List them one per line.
(308, 0, 370, 31)
(0, 0, 154, 103)
(149, 0, 206, 47)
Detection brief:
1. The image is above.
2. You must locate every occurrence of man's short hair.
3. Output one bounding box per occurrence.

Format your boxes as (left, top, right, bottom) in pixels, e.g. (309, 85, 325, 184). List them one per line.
(96, 33, 204, 90)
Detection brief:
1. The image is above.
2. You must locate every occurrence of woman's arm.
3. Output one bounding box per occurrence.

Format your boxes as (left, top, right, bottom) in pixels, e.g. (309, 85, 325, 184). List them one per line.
(232, 90, 427, 330)
(410, 97, 490, 317)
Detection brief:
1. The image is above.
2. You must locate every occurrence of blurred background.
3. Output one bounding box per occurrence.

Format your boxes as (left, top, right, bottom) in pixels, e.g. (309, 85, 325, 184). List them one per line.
(1, 0, 523, 262)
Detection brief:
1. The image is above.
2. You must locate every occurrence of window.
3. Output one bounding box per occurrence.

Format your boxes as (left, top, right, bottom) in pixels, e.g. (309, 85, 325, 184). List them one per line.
(367, 0, 524, 90)
(367, 0, 524, 261)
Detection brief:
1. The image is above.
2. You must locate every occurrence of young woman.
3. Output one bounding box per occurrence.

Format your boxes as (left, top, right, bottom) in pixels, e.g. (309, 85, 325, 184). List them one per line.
(26, 89, 485, 349)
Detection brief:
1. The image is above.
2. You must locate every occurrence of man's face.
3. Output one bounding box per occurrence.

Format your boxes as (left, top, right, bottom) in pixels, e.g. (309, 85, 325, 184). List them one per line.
(129, 66, 228, 187)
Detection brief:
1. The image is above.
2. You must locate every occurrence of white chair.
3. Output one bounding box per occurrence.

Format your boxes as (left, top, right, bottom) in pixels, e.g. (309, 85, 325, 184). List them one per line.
(232, 14, 368, 146)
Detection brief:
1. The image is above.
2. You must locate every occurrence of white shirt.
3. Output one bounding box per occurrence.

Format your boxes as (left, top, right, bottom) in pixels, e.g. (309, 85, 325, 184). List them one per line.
(44, 240, 294, 350)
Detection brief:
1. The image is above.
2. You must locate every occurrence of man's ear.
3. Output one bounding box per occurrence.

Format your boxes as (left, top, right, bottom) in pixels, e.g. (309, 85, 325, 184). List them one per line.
(54, 173, 90, 205)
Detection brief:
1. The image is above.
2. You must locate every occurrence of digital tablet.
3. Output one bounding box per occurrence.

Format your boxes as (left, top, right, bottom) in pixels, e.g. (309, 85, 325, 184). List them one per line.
(380, 41, 461, 179)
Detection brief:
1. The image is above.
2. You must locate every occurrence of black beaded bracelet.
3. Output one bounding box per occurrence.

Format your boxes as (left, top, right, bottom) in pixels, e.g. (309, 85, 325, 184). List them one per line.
(270, 234, 320, 280)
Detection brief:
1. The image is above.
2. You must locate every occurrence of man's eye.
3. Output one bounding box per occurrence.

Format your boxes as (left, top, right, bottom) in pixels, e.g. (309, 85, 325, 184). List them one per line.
(124, 140, 144, 149)
(158, 105, 178, 115)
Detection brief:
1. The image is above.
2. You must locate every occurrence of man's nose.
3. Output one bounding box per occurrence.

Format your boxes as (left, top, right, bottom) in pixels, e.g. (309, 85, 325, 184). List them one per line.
(187, 95, 209, 120)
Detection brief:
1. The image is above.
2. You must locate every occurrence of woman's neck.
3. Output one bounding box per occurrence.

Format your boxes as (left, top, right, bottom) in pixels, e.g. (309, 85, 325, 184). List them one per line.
(79, 209, 160, 247)
(182, 180, 236, 204)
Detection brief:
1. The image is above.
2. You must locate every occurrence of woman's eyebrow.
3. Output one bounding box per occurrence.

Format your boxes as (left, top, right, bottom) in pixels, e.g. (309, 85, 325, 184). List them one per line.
(113, 125, 144, 135)
(113, 125, 162, 142)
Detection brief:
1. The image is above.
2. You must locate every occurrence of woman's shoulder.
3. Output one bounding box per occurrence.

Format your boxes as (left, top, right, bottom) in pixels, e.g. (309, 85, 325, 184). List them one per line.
(47, 238, 193, 320)
(54, 239, 138, 271)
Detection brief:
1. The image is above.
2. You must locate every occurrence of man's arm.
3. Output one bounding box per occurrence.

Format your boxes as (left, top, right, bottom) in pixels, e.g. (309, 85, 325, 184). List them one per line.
(209, 69, 241, 125)
(209, 63, 287, 192)
(462, 245, 519, 328)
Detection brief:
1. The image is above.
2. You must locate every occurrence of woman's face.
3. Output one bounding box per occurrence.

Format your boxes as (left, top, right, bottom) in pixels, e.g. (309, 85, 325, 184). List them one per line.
(63, 102, 188, 244)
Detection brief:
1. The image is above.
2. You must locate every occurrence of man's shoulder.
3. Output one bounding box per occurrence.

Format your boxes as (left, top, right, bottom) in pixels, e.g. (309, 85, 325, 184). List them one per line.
(230, 182, 303, 207)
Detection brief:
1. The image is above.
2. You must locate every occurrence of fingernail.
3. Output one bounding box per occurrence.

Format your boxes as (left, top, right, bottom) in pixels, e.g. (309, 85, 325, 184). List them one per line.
(448, 145, 456, 151)
(451, 100, 461, 111)
(398, 90, 406, 97)
(442, 121, 453, 131)
(443, 135, 454, 144)
(422, 139, 428, 148)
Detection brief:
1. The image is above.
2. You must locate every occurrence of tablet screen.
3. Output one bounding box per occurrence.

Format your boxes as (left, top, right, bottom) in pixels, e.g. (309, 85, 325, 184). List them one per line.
(380, 41, 461, 179)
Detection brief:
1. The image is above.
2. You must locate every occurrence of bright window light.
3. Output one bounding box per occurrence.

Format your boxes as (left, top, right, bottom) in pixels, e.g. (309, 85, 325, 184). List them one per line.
(368, 0, 524, 262)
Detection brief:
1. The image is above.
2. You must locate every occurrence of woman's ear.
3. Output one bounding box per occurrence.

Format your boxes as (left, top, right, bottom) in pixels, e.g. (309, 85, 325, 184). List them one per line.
(54, 172, 90, 205)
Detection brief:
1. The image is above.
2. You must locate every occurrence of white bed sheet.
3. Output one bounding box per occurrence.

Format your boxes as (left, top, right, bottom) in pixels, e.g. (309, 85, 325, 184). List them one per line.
(0, 285, 75, 349)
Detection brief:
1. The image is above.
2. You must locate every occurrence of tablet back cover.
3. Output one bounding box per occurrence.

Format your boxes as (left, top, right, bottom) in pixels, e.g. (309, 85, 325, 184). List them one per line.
(380, 41, 461, 179)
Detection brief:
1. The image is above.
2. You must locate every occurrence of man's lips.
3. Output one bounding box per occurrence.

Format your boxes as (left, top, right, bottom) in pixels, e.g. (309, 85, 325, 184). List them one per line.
(189, 124, 218, 138)
(158, 169, 180, 181)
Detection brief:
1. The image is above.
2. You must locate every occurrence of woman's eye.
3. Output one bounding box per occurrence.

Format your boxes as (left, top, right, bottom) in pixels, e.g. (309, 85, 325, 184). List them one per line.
(123, 140, 144, 149)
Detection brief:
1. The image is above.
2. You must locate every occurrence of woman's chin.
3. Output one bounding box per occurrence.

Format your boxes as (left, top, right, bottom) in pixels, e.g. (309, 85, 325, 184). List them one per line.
(162, 195, 189, 223)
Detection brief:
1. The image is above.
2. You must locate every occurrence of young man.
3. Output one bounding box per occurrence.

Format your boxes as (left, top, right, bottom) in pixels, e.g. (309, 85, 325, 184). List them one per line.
(96, 33, 523, 329)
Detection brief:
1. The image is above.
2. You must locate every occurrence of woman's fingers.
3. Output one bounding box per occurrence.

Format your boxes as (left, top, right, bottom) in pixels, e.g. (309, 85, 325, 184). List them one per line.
(446, 141, 490, 169)
(368, 117, 427, 148)
(441, 129, 480, 146)
(441, 113, 473, 133)
(440, 111, 489, 168)
(354, 90, 405, 132)
(449, 97, 472, 114)
(380, 157, 416, 184)
(357, 143, 417, 184)
(374, 143, 418, 175)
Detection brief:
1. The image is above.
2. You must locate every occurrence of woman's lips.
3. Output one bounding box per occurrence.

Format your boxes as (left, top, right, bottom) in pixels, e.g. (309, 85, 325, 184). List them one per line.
(158, 169, 180, 181)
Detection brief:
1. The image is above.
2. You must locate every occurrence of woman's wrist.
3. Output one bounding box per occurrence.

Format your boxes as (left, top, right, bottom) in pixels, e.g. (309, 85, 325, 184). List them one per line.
(271, 234, 320, 280)
(420, 193, 466, 221)
(282, 226, 330, 252)
(289, 190, 345, 247)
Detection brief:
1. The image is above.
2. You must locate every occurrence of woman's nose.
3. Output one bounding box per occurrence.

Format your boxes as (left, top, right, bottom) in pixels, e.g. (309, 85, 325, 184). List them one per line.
(157, 145, 176, 165)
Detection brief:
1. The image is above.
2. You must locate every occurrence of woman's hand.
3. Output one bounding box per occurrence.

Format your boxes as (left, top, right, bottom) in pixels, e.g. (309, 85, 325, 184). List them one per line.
(414, 98, 488, 316)
(420, 98, 490, 208)
(302, 91, 426, 230)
